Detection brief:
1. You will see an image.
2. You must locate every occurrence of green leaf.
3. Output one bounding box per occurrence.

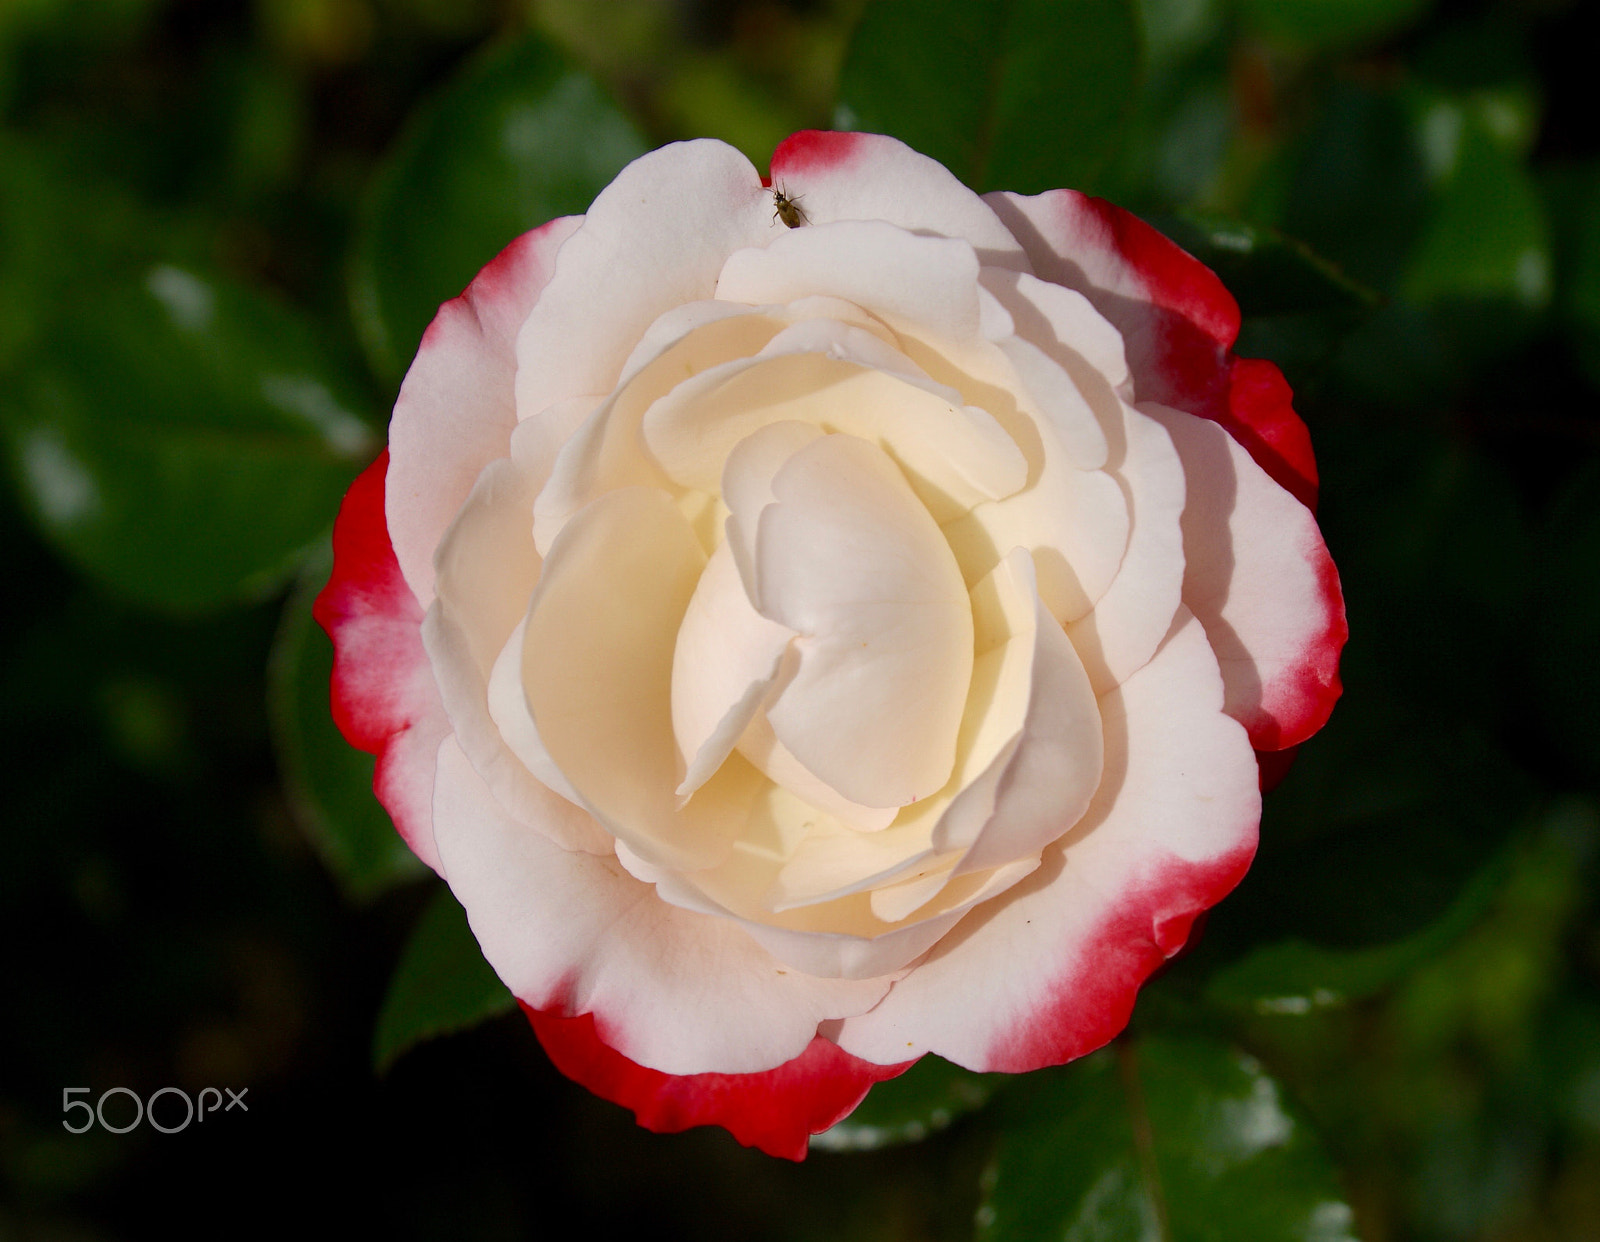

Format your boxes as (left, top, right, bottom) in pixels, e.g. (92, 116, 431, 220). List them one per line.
(655, 54, 810, 172)
(836, 0, 1141, 194)
(267, 542, 425, 903)
(1277, 82, 1435, 294)
(812, 1055, 1006, 1152)
(1205, 842, 1508, 1017)
(1541, 990, 1600, 1140)
(1215, 679, 1536, 956)
(1237, 0, 1430, 51)
(350, 31, 647, 383)
(373, 883, 515, 1074)
(0, 132, 203, 376)
(1542, 160, 1600, 391)
(1135, 0, 1223, 75)
(1149, 212, 1379, 317)
(1399, 103, 1550, 312)
(1277, 82, 1549, 366)
(1411, 14, 1542, 159)
(979, 1037, 1358, 1241)
(0, 262, 377, 612)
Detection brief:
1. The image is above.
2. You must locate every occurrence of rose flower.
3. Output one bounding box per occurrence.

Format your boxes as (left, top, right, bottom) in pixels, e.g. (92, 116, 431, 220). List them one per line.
(318, 132, 1345, 1159)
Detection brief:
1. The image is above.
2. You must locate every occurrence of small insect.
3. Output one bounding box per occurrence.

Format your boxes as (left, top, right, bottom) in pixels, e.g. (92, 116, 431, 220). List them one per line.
(771, 185, 808, 228)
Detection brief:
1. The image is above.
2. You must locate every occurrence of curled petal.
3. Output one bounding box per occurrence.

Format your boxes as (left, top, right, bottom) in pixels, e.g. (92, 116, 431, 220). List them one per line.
(718, 221, 986, 344)
(651, 856, 1036, 981)
(951, 555, 1103, 876)
(532, 310, 786, 556)
(833, 610, 1259, 1070)
(754, 434, 974, 810)
(671, 540, 797, 798)
(985, 188, 1320, 507)
(521, 485, 756, 871)
(1142, 403, 1345, 750)
(985, 188, 1237, 417)
(1064, 404, 1188, 693)
(426, 454, 609, 853)
(642, 324, 1027, 524)
(1225, 356, 1319, 512)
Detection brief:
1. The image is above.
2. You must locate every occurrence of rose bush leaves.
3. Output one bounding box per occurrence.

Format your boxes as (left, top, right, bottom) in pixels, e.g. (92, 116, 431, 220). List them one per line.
(1543, 159, 1600, 391)
(372, 884, 514, 1074)
(4, 0, 1595, 1234)
(1205, 841, 1508, 1017)
(978, 1037, 1357, 1242)
(1148, 213, 1379, 319)
(349, 31, 647, 384)
(1237, 0, 1429, 51)
(836, 0, 1139, 194)
(812, 1056, 1008, 1153)
(0, 137, 378, 615)
(0, 262, 376, 613)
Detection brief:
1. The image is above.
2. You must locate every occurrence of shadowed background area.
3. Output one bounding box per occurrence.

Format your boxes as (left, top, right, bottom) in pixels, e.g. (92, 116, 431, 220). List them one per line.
(2, 0, 1599, 1238)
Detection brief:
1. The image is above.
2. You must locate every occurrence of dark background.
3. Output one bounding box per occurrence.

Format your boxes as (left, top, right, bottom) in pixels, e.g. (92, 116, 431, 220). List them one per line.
(3, 0, 1599, 1238)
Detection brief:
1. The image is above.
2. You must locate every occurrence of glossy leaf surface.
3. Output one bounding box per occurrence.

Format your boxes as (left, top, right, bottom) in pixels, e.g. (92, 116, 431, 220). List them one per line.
(350, 32, 646, 383)
(979, 1037, 1357, 1241)
(837, 0, 1140, 193)
(812, 1055, 1005, 1152)
(373, 884, 515, 1074)
(0, 263, 376, 612)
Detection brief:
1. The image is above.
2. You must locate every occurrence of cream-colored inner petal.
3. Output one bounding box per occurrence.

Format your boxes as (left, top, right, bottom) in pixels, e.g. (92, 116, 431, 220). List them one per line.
(751, 432, 974, 811)
(487, 237, 1148, 961)
(486, 617, 584, 806)
(521, 484, 761, 871)
(532, 310, 789, 555)
(720, 419, 827, 594)
(733, 712, 899, 833)
(670, 539, 796, 798)
(644, 545, 1045, 946)
(717, 220, 987, 344)
(642, 342, 1026, 526)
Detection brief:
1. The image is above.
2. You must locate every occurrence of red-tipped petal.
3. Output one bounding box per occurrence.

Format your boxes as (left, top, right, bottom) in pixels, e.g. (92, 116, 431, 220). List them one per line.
(986, 188, 1321, 508)
(388, 216, 583, 606)
(314, 451, 449, 872)
(987, 189, 1235, 408)
(1222, 356, 1320, 512)
(768, 131, 1027, 266)
(770, 129, 871, 178)
(982, 843, 1255, 1072)
(833, 612, 1261, 1072)
(1146, 405, 1346, 751)
(523, 1006, 914, 1161)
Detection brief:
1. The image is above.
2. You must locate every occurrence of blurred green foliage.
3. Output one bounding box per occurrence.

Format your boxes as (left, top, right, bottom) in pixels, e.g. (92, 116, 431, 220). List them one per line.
(349, 31, 647, 381)
(2, 0, 1598, 1238)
